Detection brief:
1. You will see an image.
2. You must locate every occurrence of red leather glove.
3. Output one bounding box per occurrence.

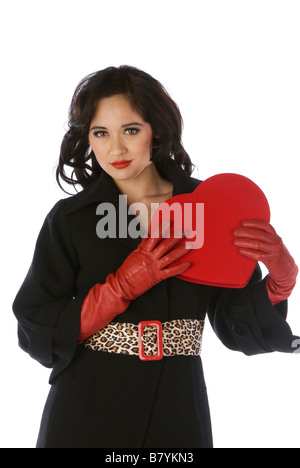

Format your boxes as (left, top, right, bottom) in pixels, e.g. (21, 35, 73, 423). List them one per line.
(233, 220, 298, 305)
(78, 231, 191, 342)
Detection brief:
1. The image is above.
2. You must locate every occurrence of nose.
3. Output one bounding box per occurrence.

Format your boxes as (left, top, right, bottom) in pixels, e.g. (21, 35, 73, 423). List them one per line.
(109, 136, 127, 158)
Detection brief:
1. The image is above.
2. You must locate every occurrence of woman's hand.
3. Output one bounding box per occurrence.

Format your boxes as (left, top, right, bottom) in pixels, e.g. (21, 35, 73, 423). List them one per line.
(115, 229, 191, 300)
(233, 220, 298, 305)
(79, 228, 191, 342)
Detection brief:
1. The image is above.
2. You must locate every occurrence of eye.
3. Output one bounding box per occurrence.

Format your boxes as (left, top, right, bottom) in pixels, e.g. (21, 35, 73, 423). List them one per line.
(92, 130, 108, 138)
(124, 127, 140, 135)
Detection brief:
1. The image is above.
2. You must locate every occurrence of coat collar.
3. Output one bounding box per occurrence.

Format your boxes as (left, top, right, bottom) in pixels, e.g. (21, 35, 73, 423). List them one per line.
(62, 158, 201, 250)
(62, 157, 200, 216)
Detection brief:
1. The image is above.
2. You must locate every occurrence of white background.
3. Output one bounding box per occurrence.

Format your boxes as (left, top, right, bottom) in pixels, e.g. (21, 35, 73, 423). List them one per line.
(1, 0, 299, 448)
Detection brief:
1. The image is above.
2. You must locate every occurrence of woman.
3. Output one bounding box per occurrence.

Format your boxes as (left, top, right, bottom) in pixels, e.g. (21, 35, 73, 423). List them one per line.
(13, 66, 298, 448)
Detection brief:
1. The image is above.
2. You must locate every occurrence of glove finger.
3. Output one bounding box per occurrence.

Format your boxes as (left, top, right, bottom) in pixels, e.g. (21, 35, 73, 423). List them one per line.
(152, 233, 185, 259)
(233, 227, 274, 244)
(159, 242, 191, 269)
(141, 236, 162, 252)
(160, 261, 191, 280)
(142, 221, 173, 253)
(241, 220, 276, 234)
(233, 237, 273, 253)
(237, 248, 263, 262)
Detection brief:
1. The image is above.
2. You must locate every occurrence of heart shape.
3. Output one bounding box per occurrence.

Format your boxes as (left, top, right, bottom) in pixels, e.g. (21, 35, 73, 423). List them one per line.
(149, 173, 270, 288)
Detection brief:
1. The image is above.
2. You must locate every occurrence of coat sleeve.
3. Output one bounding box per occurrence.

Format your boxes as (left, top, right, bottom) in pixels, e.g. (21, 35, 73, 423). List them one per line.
(13, 200, 85, 383)
(207, 265, 299, 355)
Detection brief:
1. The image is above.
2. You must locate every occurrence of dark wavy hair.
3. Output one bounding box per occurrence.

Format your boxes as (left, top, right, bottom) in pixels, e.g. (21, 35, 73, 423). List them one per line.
(56, 65, 194, 192)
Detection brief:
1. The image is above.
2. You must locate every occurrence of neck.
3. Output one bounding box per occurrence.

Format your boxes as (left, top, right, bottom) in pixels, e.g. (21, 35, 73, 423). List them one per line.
(113, 161, 171, 203)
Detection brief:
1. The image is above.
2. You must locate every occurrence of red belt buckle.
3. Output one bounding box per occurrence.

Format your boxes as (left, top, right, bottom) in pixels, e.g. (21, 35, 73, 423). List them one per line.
(138, 321, 163, 361)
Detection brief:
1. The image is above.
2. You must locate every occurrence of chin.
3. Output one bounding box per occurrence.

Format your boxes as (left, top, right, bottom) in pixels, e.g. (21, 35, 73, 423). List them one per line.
(109, 167, 135, 181)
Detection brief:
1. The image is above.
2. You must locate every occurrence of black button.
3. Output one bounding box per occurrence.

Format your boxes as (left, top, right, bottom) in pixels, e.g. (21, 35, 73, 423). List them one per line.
(232, 322, 247, 338)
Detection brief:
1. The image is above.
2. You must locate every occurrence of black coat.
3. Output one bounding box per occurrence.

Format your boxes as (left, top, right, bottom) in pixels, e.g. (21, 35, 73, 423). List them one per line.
(13, 158, 298, 448)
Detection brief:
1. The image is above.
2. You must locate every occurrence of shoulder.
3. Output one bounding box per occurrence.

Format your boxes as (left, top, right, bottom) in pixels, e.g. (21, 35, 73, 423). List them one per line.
(46, 197, 72, 222)
(47, 179, 101, 219)
(181, 170, 203, 193)
(190, 174, 202, 187)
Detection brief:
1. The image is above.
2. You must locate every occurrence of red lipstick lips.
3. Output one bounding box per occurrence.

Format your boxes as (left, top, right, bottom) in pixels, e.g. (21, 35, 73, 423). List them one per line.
(111, 160, 132, 169)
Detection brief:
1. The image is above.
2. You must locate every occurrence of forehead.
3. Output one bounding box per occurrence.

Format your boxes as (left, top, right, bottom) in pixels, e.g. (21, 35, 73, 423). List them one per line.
(91, 94, 144, 124)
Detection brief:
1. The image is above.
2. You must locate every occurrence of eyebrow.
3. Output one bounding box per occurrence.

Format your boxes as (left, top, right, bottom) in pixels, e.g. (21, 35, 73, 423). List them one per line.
(90, 122, 144, 131)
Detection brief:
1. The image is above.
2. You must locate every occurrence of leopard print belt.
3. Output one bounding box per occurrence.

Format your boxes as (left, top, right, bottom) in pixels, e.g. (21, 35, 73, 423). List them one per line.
(84, 319, 205, 360)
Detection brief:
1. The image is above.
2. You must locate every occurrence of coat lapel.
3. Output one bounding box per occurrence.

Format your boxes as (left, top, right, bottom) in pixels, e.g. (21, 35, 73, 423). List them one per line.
(63, 158, 201, 250)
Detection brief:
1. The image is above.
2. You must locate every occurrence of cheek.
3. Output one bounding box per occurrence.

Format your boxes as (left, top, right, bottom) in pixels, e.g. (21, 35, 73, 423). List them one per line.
(89, 140, 108, 164)
(136, 135, 153, 157)
(90, 150, 109, 174)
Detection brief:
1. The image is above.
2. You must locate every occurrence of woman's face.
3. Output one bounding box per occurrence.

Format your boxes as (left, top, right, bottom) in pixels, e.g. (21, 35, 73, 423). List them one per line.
(89, 94, 153, 181)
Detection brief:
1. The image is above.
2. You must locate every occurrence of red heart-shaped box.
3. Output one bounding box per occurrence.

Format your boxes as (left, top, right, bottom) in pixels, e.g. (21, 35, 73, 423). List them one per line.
(149, 173, 270, 288)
